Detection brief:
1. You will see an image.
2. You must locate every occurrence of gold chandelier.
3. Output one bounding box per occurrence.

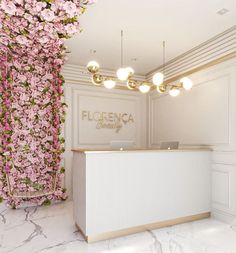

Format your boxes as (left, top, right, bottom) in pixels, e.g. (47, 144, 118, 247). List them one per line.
(87, 31, 193, 96)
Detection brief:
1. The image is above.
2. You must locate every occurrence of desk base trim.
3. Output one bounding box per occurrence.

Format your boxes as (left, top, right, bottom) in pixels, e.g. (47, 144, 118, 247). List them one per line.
(76, 212, 211, 243)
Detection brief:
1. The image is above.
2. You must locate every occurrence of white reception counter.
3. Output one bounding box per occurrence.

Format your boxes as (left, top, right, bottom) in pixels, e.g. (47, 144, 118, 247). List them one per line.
(72, 149, 211, 242)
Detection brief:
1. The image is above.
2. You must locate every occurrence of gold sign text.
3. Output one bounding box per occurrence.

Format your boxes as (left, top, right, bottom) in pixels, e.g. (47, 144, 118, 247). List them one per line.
(81, 111, 134, 133)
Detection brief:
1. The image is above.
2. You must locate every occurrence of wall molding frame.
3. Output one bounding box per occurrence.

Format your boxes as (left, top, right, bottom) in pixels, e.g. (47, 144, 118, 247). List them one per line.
(63, 81, 147, 199)
(71, 88, 144, 147)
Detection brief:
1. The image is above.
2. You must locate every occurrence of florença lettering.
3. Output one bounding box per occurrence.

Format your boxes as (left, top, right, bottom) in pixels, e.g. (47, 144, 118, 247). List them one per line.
(81, 111, 134, 133)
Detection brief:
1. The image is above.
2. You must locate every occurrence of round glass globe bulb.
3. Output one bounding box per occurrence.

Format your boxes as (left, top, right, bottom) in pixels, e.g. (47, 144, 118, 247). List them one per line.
(152, 72, 164, 86)
(139, 83, 150, 94)
(169, 87, 180, 97)
(126, 67, 134, 76)
(117, 68, 129, 81)
(87, 61, 99, 73)
(180, 77, 193, 90)
(104, 79, 116, 89)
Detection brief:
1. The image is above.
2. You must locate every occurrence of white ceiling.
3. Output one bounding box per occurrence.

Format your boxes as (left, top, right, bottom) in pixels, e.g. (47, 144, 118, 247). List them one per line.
(65, 0, 236, 75)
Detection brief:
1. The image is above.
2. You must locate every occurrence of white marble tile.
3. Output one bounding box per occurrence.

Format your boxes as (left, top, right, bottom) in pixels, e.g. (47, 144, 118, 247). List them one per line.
(0, 201, 235, 253)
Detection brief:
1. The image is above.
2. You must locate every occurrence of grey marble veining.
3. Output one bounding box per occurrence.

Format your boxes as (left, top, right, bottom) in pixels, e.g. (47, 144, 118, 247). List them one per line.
(0, 201, 236, 253)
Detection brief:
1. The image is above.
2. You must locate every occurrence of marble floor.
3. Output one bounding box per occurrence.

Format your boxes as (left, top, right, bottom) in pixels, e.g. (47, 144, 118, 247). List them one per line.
(0, 201, 236, 253)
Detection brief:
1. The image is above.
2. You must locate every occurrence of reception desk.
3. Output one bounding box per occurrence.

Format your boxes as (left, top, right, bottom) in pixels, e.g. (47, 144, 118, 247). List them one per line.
(72, 149, 211, 242)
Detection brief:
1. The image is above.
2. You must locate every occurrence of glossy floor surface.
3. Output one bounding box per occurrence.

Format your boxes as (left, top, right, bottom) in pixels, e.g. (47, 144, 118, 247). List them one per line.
(0, 201, 236, 253)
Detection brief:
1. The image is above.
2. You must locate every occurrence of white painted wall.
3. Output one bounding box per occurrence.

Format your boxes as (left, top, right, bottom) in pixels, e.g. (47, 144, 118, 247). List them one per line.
(148, 58, 236, 223)
(63, 72, 147, 198)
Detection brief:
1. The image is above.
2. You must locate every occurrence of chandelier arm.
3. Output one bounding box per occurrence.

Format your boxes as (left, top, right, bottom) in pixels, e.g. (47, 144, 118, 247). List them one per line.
(99, 74, 117, 81)
(168, 83, 182, 89)
(127, 79, 152, 87)
(90, 69, 164, 89)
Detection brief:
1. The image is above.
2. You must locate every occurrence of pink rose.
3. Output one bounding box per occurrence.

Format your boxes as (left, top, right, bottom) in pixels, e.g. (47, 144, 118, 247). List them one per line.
(63, 1, 77, 16)
(43, 73, 53, 80)
(65, 24, 77, 34)
(24, 13, 33, 22)
(17, 74, 27, 82)
(38, 36, 49, 44)
(16, 35, 28, 45)
(1, 0, 16, 15)
(41, 9, 55, 22)
(35, 1, 46, 12)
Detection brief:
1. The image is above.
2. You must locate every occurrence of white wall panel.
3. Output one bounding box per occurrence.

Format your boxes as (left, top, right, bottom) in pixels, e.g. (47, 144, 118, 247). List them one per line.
(72, 91, 142, 147)
(212, 151, 236, 165)
(212, 169, 229, 209)
(212, 164, 236, 215)
(64, 82, 147, 198)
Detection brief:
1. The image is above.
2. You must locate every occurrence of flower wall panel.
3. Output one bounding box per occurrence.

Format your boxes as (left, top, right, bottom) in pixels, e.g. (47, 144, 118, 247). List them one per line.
(0, 0, 94, 208)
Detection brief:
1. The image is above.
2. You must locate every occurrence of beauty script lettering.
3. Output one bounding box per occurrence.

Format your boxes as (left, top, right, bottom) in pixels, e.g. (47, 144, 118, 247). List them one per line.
(81, 111, 134, 133)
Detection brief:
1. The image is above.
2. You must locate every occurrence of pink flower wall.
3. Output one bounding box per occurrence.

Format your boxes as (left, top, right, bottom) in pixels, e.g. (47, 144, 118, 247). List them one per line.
(0, 0, 95, 208)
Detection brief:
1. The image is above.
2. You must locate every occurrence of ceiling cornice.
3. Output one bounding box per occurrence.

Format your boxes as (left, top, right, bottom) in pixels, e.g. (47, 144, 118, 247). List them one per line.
(146, 25, 236, 81)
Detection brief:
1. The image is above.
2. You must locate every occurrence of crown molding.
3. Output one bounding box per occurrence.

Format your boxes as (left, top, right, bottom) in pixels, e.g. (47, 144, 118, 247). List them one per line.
(146, 25, 236, 81)
(150, 52, 236, 91)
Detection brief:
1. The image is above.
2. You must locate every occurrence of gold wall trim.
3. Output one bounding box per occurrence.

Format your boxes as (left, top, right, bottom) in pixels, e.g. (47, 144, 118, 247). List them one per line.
(75, 224, 88, 242)
(65, 79, 139, 92)
(164, 52, 236, 85)
(162, 35, 236, 73)
(76, 212, 210, 243)
(147, 25, 236, 76)
(151, 52, 236, 90)
(163, 44, 236, 76)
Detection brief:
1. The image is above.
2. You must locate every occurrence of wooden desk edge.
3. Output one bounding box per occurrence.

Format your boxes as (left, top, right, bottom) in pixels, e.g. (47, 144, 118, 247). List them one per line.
(72, 148, 212, 154)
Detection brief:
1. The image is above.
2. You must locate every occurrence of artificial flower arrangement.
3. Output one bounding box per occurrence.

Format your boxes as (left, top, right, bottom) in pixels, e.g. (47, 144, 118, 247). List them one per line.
(0, 0, 95, 208)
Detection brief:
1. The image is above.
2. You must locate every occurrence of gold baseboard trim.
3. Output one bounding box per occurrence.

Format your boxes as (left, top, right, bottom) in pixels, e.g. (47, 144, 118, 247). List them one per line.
(163, 52, 236, 86)
(75, 224, 88, 242)
(76, 212, 210, 243)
